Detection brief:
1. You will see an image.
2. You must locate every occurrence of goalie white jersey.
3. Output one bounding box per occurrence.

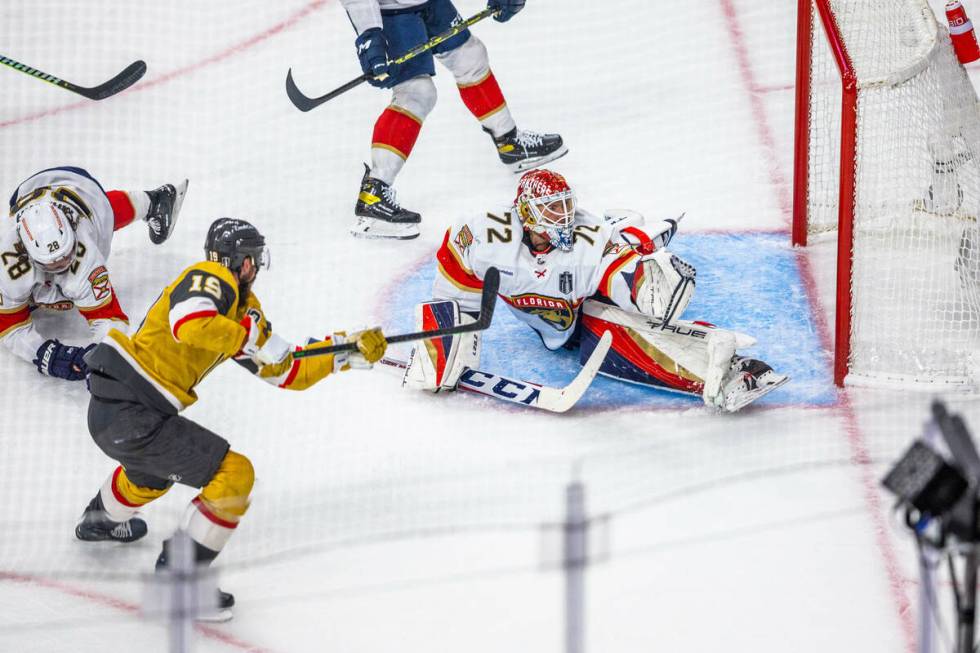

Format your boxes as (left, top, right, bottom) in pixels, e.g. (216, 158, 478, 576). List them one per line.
(434, 207, 657, 350)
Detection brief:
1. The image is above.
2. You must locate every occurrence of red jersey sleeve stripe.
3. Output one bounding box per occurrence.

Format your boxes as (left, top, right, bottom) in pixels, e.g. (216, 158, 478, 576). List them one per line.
(599, 250, 640, 298)
(0, 305, 31, 338)
(278, 346, 305, 388)
(78, 293, 128, 323)
(436, 230, 483, 292)
(172, 310, 218, 340)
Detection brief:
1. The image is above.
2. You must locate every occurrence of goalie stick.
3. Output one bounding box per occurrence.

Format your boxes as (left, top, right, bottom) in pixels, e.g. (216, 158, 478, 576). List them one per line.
(379, 331, 613, 413)
(293, 267, 501, 359)
(285, 7, 497, 112)
(0, 55, 146, 101)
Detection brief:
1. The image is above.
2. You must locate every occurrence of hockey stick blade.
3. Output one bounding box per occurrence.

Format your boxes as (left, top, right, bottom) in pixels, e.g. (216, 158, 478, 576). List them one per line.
(292, 267, 501, 359)
(378, 331, 612, 413)
(285, 68, 367, 112)
(70, 60, 147, 100)
(285, 7, 496, 112)
(0, 56, 147, 101)
(458, 331, 612, 412)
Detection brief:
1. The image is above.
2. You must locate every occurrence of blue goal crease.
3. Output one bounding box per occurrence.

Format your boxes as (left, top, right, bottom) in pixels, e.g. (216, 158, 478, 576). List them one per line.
(383, 233, 836, 410)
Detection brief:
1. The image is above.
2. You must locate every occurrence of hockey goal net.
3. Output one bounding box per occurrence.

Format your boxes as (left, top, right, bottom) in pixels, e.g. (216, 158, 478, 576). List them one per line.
(794, 0, 980, 389)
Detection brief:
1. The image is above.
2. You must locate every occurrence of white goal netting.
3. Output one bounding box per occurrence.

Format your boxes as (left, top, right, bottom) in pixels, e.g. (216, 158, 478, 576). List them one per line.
(804, 0, 980, 388)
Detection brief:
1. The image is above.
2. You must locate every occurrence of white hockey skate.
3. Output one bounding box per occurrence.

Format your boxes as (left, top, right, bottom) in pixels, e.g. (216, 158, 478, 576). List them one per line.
(349, 215, 420, 240)
(713, 356, 789, 412)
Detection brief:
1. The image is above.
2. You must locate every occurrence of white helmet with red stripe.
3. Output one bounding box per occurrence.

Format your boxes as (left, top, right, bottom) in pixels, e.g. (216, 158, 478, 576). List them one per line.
(514, 169, 577, 251)
(15, 201, 78, 273)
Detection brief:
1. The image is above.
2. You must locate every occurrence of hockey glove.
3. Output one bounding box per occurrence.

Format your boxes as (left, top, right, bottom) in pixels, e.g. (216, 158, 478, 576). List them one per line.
(34, 340, 95, 381)
(355, 28, 392, 87)
(488, 0, 525, 22)
(329, 328, 387, 371)
(238, 311, 291, 365)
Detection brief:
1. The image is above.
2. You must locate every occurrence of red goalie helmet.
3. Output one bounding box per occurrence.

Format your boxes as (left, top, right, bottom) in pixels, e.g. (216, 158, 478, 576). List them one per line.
(514, 169, 576, 251)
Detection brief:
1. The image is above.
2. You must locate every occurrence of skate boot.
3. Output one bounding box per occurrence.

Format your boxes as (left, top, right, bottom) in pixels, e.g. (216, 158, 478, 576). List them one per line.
(485, 127, 568, 173)
(75, 494, 147, 543)
(144, 179, 188, 245)
(350, 164, 420, 240)
(156, 537, 234, 622)
(716, 356, 789, 412)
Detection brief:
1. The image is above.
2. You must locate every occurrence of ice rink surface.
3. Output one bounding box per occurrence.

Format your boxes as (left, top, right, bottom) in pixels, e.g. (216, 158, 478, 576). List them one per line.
(1, 1, 977, 651)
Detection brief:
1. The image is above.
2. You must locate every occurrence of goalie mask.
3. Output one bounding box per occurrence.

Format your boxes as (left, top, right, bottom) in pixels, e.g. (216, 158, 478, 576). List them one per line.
(515, 169, 576, 251)
(204, 218, 270, 273)
(15, 201, 78, 273)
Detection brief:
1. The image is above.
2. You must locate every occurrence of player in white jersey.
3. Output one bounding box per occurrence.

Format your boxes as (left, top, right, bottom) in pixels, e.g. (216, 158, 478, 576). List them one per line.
(404, 169, 788, 411)
(340, 0, 567, 240)
(0, 166, 187, 381)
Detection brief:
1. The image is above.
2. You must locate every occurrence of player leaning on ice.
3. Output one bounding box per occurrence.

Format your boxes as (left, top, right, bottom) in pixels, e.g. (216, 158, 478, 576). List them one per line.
(404, 169, 788, 412)
(342, 0, 566, 240)
(0, 166, 185, 381)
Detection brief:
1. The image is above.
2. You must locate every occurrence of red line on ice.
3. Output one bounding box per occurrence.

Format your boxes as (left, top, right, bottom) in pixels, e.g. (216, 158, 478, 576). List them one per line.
(0, 0, 329, 130)
(717, 1, 916, 651)
(0, 570, 277, 652)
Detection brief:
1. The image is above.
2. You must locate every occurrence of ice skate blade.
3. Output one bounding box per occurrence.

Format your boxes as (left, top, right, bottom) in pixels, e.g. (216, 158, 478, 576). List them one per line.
(195, 608, 233, 623)
(167, 179, 189, 242)
(723, 374, 790, 412)
(506, 144, 569, 173)
(349, 217, 420, 240)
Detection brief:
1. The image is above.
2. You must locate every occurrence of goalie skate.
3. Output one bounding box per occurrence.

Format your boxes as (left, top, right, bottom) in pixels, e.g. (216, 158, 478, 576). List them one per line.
(717, 357, 789, 412)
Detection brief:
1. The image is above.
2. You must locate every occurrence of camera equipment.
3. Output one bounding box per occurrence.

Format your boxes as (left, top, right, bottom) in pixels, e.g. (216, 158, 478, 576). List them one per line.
(882, 400, 980, 653)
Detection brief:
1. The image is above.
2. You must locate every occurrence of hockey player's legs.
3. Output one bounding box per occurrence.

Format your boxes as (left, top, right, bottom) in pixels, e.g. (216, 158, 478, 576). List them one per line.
(371, 76, 438, 185)
(580, 302, 787, 412)
(181, 450, 254, 554)
(88, 399, 231, 492)
(432, 12, 566, 172)
(380, 9, 438, 88)
(436, 35, 515, 139)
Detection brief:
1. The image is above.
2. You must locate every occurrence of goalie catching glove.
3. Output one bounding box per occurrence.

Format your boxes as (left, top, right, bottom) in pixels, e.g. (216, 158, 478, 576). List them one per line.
(630, 249, 696, 325)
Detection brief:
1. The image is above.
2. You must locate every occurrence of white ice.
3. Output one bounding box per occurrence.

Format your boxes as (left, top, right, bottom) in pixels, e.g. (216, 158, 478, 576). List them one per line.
(0, 1, 976, 651)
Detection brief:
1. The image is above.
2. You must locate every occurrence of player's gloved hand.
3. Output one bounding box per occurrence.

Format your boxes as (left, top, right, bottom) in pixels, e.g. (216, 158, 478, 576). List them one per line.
(238, 312, 291, 365)
(33, 340, 95, 381)
(488, 0, 525, 22)
(355, 27, 392, 88)
(330, 328, 387, 371)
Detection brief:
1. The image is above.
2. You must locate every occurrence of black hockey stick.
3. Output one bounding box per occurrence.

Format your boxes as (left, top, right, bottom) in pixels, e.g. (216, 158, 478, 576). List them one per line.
(293, 266, 500, 358)
(285, 7, 496, 112)
(0, 55, 146, 101)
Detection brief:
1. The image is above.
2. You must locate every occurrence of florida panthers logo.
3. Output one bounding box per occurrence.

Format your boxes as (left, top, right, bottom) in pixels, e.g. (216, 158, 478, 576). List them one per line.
(504, 293, 579, 331)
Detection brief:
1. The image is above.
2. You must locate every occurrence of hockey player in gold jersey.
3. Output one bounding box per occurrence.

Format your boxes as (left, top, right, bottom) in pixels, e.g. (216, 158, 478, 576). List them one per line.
(74, 218, 386, 619)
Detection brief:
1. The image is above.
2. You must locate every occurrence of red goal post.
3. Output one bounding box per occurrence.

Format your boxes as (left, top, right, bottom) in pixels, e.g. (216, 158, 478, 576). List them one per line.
(793, 0, 980, 390)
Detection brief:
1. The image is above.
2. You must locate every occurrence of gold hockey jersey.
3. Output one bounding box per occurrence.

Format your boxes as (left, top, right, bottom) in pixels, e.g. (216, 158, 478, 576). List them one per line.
(102, 260, 339, 411)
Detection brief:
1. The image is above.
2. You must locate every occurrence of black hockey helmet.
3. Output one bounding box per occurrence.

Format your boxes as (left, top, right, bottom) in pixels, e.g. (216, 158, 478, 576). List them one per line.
(204, 218, 269, 272)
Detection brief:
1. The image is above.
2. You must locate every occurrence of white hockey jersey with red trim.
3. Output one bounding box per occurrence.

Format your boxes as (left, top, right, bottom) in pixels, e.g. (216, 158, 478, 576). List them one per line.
(0, 168, 126, 363)
(434, 206, 656, 350)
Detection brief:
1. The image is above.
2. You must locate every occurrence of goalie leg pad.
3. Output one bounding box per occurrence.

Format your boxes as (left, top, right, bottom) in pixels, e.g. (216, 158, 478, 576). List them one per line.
(580, 306, 704, 395)
(632, 249, 696, 324)
(403, 300, 481, 392)
(582, 301, 777, 407)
